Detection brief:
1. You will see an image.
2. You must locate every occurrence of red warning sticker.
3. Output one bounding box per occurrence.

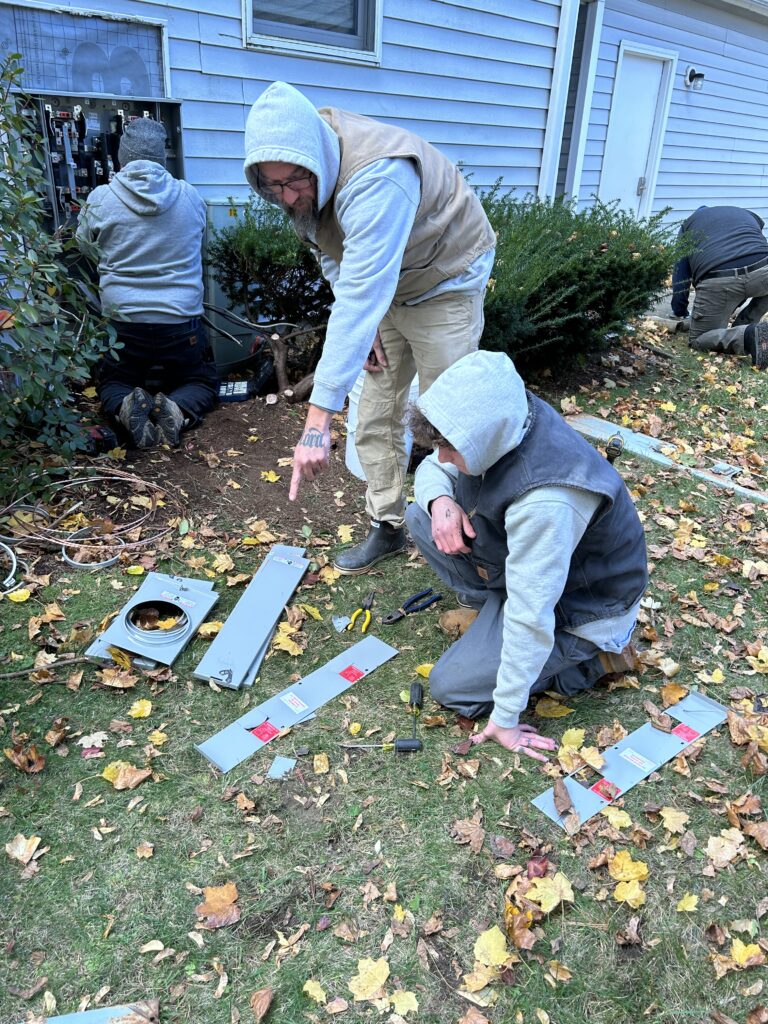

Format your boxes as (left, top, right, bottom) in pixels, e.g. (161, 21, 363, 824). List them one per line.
(591, 778, 622, 801)
(340, 665, 364, 683)
(672, 723, 700, 742)
(250, 721, 280, 742)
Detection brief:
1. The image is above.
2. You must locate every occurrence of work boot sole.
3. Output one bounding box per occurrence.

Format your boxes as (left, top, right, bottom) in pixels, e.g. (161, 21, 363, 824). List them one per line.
(333, 545, 406, 576)
(753, 321, 768, 369)
(153, 392, 184, 447)
(119, 387, 154, 448)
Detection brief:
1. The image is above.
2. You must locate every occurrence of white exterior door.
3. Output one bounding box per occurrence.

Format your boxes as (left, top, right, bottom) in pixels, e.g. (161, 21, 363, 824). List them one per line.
(598, 44, 676, 215)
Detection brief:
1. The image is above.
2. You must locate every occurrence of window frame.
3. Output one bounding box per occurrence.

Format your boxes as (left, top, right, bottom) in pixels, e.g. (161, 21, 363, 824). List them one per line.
(242, 0, 382, 65)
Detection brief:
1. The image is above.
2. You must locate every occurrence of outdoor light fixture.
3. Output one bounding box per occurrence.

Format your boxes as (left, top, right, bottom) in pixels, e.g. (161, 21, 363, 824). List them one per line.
(684, 66, 705, 90)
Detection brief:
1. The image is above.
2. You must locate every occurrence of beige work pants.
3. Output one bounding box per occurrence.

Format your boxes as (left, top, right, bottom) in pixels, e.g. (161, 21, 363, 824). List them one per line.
(355, 290, 485, 527)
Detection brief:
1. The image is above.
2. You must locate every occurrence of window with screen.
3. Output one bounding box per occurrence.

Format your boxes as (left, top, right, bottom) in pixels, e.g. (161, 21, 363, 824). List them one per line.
(247, 0, 379, 61)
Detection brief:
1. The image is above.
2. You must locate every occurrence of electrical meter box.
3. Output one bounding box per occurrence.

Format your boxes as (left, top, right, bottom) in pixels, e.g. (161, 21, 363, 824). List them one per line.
(30, 94, 184, 232)
(0, 3, 185, 231)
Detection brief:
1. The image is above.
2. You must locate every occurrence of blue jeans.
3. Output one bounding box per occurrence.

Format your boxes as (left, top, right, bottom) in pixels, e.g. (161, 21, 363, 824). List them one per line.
(98, 318, 220, 426)
(405, 502, 607, 720)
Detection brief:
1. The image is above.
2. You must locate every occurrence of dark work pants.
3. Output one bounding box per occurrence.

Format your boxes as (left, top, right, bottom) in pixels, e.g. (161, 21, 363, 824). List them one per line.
(405, 502, 607, 720)
(97, 318, 220, 426)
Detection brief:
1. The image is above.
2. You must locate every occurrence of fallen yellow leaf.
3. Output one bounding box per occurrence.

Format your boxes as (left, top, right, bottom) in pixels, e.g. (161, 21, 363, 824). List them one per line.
(314, 752, 330, 775)
(128, 699, 152, 719)
(390, 990, 419, 1015)
(337, 524, 354, 543)
(526, 872, 575, 914)
(348, 957, 390, 1001)
(731, 938, 764, 967)
(83, 386, 97, 399)
(348, 722, 362, 736)
(608, 850, 649, 882)
(676, 893, 698, 912)
(601, 806, 632, 829)
(136, 841, 155, 859)
(7, 589, 30, 603)
(416, 663, 433, 679)
(197, 621, 223, 639)
(535, 698, 574, 719)
(299, 603, 323, 621)
(125, 566, 145, 576)
(660, 806, 690, 834)
(303, 979, 327, 1004)
(613, 879, 646, 908)
(106, 646, 133, 670)
(560, 728, 585, 749)
(474, 925, 509, 967)
(261, 470, 280, 483)
(147, 730, 167, 746)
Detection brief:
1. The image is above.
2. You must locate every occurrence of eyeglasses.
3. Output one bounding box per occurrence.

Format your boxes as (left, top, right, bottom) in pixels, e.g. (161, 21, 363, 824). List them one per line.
(257, 168, 314, 198)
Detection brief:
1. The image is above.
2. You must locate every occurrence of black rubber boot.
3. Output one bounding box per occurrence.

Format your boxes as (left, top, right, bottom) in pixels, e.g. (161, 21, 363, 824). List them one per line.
(744, 322, 768, 369)
(333, 520, 407, 575)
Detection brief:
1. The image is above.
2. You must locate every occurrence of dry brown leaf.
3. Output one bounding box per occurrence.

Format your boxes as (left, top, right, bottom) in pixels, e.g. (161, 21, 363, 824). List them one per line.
(450, 809, 485, 853)
(249, 986, 273, 1022)
(196, 882, 241, 929)
(4, 742, 45, 774)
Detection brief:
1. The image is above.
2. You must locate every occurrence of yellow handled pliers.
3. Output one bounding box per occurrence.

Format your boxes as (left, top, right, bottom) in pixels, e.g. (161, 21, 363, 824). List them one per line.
(347, 591, 375, 634)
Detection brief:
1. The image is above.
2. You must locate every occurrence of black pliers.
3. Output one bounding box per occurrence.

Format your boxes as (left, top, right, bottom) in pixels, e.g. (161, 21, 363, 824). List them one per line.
(382, 588, 443, 625)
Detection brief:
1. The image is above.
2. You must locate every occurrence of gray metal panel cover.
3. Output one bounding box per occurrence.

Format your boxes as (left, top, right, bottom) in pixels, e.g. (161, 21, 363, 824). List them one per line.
(193, 544, 308, 688)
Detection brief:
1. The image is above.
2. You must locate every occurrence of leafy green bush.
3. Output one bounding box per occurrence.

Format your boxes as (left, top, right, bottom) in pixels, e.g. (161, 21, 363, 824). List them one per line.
(207, 194, 333, 324)
(0, 54, 115, 504)
(478, 186, 689, 365)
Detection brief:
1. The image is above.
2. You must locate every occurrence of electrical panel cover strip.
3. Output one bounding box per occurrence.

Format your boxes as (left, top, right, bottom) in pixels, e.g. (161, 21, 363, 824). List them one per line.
(532, 691, 728, 830)
(196, 635, 398, 773)
(193, 544, 308, 689)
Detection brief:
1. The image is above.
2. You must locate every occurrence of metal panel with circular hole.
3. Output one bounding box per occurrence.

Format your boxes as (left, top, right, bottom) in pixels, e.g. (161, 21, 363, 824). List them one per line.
(85, 573, 218, 666)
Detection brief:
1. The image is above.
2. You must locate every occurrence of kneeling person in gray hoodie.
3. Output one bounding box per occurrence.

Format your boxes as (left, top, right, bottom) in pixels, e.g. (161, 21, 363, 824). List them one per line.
(406, 351, 648, 758)
(76, 118, 219, 448)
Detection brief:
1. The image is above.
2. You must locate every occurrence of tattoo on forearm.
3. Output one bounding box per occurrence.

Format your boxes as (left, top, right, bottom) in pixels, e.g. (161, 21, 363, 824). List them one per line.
(299, 428, 325, 449)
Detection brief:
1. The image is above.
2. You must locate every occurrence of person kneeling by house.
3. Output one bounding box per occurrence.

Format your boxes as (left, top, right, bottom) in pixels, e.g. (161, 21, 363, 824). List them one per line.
(405, 351, 649, 758)
(672, 205, 768, 369)
(76, 118, 219, 448)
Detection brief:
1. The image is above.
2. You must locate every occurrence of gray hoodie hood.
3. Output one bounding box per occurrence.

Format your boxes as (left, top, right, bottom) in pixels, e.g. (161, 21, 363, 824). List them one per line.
(109, 161, 182, 217)
(243, 81, 340, 211)
(416, 351, 528, 476)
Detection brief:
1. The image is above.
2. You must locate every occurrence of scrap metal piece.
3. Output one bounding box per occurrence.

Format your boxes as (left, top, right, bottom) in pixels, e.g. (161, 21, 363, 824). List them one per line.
(196, 635, 398, 773)
(85, 574, 218, 666)
(332, 615, 351, 632)
(266, 755, 297, 779)
(533, 691, 728, 830)
(568, 413, 768, 504)
(16, 998, 159, 1023)
(194, 544, 308, 690)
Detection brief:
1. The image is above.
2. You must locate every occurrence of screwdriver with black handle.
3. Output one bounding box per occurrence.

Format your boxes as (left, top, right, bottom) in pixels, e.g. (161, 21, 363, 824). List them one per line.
(340, 682, 424, 753)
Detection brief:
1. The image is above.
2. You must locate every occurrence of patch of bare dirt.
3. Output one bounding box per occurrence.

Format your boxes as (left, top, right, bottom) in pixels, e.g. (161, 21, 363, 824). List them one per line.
(121, 396, 367, 538)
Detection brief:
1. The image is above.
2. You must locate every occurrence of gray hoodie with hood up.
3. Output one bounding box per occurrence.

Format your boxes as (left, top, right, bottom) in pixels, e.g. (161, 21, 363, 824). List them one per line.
(414, 352, 642, 729)
(76, 161, 206, 323)
(243, 82, 493, 412)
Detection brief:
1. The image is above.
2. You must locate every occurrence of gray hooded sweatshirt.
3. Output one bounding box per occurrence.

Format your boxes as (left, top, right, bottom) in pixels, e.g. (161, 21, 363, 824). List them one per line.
(414, 352, 641, 729)
(243, 82, 493, 412)
(76, 161, 206, 323)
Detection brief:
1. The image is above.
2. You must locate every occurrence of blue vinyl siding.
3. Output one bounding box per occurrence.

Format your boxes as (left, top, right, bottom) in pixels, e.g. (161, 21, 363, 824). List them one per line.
(39, 0, 564, 200)
(578, 0, 768, 222)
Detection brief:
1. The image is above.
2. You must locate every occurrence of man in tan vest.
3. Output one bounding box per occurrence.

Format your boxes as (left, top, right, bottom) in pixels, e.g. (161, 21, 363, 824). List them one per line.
(244, 82, 496, 574)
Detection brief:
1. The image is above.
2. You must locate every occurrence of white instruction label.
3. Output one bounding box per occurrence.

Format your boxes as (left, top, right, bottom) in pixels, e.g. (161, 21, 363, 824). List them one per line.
(280, 691, 309, 715)
(619, 747, 655, 772)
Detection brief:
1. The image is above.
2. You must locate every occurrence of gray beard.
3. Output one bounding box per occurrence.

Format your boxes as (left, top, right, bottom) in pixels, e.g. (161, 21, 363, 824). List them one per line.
(285, 202, 319, 242)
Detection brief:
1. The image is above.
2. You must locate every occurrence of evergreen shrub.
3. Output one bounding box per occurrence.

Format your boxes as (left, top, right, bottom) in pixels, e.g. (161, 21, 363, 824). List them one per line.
(479, 185, 689, 366)
(0, 54, 115, 504)
(207, 194, 333, 324)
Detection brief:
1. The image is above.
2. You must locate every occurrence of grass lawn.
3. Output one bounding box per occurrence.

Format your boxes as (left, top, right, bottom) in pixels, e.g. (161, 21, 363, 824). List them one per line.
(1, 329, 767, 1024)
